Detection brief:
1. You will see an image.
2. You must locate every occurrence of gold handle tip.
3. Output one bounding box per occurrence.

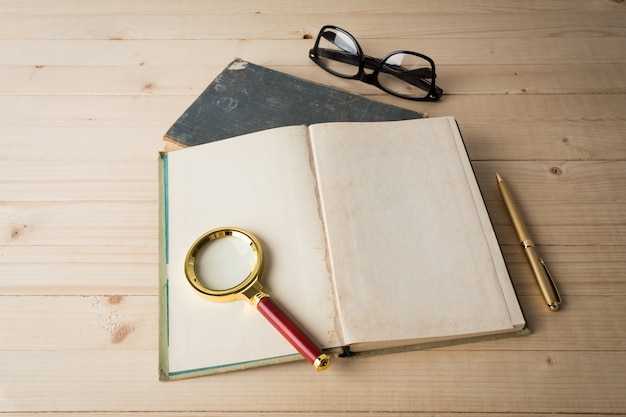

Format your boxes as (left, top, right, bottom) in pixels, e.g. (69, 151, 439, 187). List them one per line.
(496, 172, 503, 182)
(548, 302, 561, 312)
(314, 354, 331, 371)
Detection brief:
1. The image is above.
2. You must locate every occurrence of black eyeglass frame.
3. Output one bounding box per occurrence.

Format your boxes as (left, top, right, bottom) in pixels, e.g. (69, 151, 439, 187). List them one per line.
(309, 25, 443, 102)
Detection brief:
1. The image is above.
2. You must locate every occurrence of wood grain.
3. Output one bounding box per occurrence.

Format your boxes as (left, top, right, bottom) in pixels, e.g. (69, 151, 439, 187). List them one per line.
(2, 64, 626, 96)
(0, 350, 624, 413)
(0, 0, 624, 415)
(0, 6, 624, 40)
(2, 38, 625, 66)
(1, 295, 624, 351)
(2, 95, 624, 162)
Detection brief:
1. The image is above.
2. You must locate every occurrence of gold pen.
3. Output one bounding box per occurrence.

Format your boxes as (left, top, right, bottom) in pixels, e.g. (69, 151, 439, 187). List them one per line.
(496, 173, 562, 311)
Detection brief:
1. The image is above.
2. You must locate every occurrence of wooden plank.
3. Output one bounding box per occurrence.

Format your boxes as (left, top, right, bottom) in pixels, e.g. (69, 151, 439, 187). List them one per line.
(474, 161, 626, 202)
(0, 350, 624, 413)
(0, 11, 624, 40)
(0, 201, 623, 249)
(495, 295, 626, 351)
(0, 201, 156, 246)
(0, 295, 155, 350)
(1, 37, 625, 66)
(1, 295, 623, 352)
(500, 245, 626, 296)
(1, 244, 623, 297)
(0, 246, 157, 295)
(4, 414, 622, 417)
(487, 200, 626, 246)
(1, 95, 625, 162)
(418, 95, 626, 161)
(2, 64, 625, 96)
(1, 0, 623, 15)
(0, 178, 623, 249)
(0, 65, 219, 96)
(307, 64, 626, 96)
(0, 127, 166, 162)
(1, 161, 624, 202)
(0, 95, 191, 128)
(0, 161, 156, 201)
(1, 245, 622, 297)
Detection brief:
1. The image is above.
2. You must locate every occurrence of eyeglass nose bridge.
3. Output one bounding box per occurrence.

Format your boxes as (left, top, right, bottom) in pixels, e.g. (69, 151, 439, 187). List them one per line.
(358, 55, 397, 89)
(359, 69, 380, 87)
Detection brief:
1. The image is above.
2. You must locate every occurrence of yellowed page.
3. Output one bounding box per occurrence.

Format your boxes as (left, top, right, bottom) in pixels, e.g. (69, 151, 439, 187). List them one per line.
(165, 126, 338, 375)
(309, 117, 524, 349)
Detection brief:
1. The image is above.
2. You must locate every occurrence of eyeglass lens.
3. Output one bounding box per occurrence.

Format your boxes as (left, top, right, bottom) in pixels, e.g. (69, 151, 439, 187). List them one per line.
(378, 52, 435, 99)
(316, 27, 436, 100)
(317, 28, 361, 77)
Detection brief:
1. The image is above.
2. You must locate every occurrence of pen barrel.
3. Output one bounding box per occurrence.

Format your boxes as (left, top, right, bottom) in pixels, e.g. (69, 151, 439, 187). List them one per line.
(522, 244, 561, 311)
(256, 296, 330, 371)
(497, 178, 531, 242)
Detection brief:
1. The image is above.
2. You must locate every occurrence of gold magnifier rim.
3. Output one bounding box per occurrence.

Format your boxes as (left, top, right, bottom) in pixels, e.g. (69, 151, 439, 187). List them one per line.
(184, 226, 264, 301)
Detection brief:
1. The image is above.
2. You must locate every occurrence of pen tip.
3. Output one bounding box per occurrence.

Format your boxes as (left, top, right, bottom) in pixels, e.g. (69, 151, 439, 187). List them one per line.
(496, 173, 503, 182)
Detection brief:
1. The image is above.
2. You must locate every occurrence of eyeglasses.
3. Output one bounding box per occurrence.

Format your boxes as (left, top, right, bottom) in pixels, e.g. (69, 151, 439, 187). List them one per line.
(309, 25, 443, 101)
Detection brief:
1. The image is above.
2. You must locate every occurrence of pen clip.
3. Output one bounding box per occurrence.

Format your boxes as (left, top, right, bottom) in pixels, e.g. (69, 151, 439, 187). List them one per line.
(539, 257, 562, 309)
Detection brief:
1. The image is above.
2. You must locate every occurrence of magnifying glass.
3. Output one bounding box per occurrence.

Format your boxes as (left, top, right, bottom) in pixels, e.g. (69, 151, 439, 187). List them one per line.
(184, 226, 331, 371)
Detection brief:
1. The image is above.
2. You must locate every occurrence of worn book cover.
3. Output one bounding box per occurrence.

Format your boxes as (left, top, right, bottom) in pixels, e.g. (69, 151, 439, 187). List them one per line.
(158, 117, 528, 380)
(163, 59, 425, 148)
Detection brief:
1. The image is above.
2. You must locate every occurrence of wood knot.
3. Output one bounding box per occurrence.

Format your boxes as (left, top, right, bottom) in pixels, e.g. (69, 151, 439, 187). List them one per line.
(550, 166, 562, 175)
(107, 295, 125, 305)
(11, 225, 28, 239)
(303, 33, 313, 39)
(112, 323, 135, 344)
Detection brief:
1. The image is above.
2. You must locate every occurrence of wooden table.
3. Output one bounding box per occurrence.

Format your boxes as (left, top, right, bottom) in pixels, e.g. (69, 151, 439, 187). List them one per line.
(1, 1, 625, 415)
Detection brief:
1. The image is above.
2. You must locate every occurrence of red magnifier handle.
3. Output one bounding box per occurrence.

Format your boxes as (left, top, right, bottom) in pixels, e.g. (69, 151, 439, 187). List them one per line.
(256, 296, 330, 371)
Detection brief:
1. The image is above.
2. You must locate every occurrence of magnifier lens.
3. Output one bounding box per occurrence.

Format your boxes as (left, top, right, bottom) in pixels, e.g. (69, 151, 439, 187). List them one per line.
(186, 227, 330, 370)
(194, 235, 256, 291)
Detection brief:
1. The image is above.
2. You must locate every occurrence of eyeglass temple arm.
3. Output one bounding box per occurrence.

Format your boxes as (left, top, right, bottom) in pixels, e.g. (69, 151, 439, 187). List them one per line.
(314, 48, 361, 67)
(374, 58, 444, 98)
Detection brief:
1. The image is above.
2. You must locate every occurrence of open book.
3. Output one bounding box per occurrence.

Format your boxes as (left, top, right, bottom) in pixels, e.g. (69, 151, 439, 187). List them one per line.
(158, 117, 527, 380)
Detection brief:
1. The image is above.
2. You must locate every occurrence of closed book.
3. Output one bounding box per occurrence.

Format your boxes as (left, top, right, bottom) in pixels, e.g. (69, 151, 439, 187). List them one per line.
(163, 59, 425, 148)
